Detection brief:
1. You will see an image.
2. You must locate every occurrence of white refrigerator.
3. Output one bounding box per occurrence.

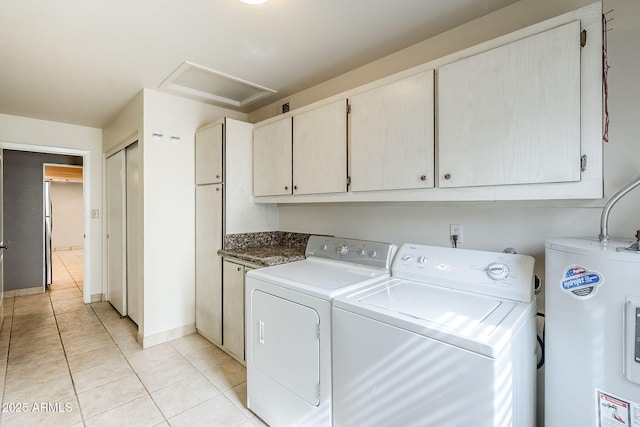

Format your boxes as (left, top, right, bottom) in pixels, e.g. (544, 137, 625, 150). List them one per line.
(545, 238, 640, 427)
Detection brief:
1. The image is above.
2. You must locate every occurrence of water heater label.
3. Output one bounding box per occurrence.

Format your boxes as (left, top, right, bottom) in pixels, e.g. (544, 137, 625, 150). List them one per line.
(596, 389, 640, 427)
(561, 265, 603, 299)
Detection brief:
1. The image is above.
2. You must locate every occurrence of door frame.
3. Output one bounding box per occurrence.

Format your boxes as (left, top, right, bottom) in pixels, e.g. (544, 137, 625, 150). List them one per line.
(0, 142, 92, 303)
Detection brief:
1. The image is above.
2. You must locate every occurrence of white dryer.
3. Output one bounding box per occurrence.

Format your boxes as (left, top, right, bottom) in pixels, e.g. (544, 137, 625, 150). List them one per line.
(332, 243, 537, 427)
(245, 236, 396, 427)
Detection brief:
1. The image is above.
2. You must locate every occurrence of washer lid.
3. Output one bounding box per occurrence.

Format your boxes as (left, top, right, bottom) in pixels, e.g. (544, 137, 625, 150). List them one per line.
(360, 281, 502, 334)
(334, 279, 532, 358)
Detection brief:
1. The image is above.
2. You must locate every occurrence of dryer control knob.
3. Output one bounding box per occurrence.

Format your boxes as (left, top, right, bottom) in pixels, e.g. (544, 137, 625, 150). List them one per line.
(336, 244, 349, 257)
(487, 262, 509, 280)
(401, 255, 413, 262)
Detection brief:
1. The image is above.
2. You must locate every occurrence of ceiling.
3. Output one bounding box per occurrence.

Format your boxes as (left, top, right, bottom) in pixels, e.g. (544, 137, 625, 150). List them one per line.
(0, 0, 521, 129)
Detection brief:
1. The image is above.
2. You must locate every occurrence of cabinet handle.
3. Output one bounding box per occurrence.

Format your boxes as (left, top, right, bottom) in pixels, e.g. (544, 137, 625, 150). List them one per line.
(444, 173, 451, 180)
(284, 186, 289, 190)
(420, 175, 427, 181)
(237, 267, 241, 272)
(216, 174, 220, 179)
(294, 185, 298, 190)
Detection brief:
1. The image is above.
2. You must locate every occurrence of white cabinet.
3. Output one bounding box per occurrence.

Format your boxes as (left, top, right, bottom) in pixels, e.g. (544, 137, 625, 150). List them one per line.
(195, 183, 223, 345)
(292, 99, 348, 195)
(253, 117, 292, 197)
(350, 71, 435, 192)
(437, 21, 581, 188)
(253, 99, 348, 197)
(222, 261, 249, 362)
(196, 118, 277, 348)
(195, 122, 223, 185)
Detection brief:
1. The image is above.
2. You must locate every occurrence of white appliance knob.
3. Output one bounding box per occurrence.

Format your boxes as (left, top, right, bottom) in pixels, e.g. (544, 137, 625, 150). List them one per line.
(337, 244, 349, 256)
(487, 262, 509, 280)
(321, 244, 328, 251)
(368, 250, 377, 257)
(357, 249, 366, 256)
(418, 256, 427, 264)
(401, 255, 413, 261)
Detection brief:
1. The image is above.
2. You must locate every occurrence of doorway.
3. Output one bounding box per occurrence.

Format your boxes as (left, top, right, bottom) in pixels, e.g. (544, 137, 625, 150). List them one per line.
(0, 145, 91, 303)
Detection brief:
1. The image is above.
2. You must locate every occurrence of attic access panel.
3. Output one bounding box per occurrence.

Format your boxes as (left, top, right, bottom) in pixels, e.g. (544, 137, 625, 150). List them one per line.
(160, 61, 277, 109)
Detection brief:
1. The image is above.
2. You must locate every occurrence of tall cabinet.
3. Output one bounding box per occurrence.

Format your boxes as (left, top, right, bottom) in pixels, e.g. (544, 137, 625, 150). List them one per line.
(195, 118, 277, 350)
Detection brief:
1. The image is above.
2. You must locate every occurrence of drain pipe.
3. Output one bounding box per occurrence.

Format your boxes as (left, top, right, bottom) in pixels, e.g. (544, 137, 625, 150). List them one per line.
(599, 176, 640, 243)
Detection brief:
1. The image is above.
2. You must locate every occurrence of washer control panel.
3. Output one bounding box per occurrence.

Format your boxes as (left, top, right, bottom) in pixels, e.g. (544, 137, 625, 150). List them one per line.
(305, 236, 397, 270)
(392, 243, 535, 303)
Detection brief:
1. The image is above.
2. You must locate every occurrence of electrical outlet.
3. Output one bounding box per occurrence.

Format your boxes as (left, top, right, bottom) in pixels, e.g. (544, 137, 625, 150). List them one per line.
(450, 224, 463, 243)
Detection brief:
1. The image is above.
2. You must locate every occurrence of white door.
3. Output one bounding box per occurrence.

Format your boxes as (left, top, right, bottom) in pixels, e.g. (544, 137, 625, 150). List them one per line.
(252, 289, 320, 405)
(0, 150, 4, 326)
(106, 150, 126, 316)
(438, 21, 581, 188)
(292, 99, 348, 195)
(125, 142, 139, 324)
(253, 117, 293, 197)
(195, 183, 223, 345)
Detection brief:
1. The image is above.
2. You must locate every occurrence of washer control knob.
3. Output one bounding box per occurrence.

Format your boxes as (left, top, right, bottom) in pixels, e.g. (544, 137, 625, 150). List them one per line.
(401, 255, 413, 262)
(357, 248, 366, 256)
(321, 244, 328, 251)
(418, 256, 428, 264)
(336, 244, 349, 257)
(368, 250, 377, 258)
(487, 262, 509, 280)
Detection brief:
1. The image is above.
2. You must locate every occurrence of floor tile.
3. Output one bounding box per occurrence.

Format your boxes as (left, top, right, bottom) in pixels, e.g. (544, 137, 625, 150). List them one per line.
(168, 394, 248, 427)
(1, 249, 253, 427)
(151, 372, 220, 418)
(77, 374, 147, 419)
(84, 395, 164, 427)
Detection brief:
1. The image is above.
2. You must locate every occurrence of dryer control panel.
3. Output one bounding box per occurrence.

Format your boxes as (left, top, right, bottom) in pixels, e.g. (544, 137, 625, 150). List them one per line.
(392, 243, 535, 303)
(305, 236, 397, 270)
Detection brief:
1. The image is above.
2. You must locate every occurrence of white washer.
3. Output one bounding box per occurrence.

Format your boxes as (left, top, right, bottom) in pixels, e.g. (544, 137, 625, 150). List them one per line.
(245, 236, 396, 427)
(332, 243, 537, 427)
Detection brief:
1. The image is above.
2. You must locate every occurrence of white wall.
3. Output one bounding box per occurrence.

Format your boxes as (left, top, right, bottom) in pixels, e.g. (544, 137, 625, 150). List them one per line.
(103, 88, 247, 343)
(265, 0, 640, 424)
(50, 181, 84, 249)
(0, 113, 102, 302)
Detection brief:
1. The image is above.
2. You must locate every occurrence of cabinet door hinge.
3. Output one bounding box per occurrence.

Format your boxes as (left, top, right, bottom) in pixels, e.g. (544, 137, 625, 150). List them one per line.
(581, 154, 588, 172)
(580, 29, 587, 47)
(346, 104, 351, 114)
(346, 176, 351, 188)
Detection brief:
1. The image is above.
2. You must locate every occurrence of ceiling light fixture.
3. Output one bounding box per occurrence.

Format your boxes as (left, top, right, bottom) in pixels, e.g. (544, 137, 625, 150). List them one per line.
(240, 0, 268, 4)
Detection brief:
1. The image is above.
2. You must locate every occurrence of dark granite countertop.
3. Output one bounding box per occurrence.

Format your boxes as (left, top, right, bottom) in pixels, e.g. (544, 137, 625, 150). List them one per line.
(217, 231, 311, 267)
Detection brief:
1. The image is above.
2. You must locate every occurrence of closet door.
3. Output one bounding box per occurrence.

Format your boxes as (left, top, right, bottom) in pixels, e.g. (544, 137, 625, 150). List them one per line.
(106, 150, 127, 315)
(126, 142, 140, 324)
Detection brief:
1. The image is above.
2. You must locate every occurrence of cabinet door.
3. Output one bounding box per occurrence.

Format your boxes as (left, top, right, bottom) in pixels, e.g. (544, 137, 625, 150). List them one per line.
(195, 123, 223, 185)
(223, 261, 245, 361)
(350, 71, 435, 191)
(253, 118, 293, 196)
(438, 21, 581, 188)
(195, 184, 223, 345)
(293, 99, 348, 195)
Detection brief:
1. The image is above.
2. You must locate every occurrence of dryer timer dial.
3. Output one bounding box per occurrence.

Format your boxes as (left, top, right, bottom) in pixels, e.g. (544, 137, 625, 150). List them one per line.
(486, 262, 509, 280)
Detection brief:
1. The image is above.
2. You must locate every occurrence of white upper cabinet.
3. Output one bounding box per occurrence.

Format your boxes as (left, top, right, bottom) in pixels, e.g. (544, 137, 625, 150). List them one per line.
(292, 99, 348, 195)
(253, 117, 293, 197)
(350, 70, 435, 192)
(437, 21, 581, 188)
(195, 123, 223, 185)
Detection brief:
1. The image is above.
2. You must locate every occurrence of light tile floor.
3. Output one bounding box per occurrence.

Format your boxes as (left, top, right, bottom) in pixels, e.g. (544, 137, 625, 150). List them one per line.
(0, 249, 266, 427)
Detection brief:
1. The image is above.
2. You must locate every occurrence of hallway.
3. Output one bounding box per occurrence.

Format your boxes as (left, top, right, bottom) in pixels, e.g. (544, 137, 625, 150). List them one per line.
(0, 250, 263, 426)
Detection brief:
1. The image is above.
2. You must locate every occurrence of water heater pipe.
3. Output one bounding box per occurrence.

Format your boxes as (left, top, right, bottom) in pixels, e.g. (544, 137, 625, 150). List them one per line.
(599, 176, 640, 242)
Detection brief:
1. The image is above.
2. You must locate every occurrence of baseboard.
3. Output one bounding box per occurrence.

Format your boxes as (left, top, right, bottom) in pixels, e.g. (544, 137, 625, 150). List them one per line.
(141, 323, 196, 348)
(4, 287, 44, 298)
(90, 293, 103, 303)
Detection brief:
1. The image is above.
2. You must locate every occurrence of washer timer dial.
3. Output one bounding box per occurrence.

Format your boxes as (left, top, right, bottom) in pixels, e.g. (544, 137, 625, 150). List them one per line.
(486, 262, 509, 280)
(336, 244, 349, 257)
